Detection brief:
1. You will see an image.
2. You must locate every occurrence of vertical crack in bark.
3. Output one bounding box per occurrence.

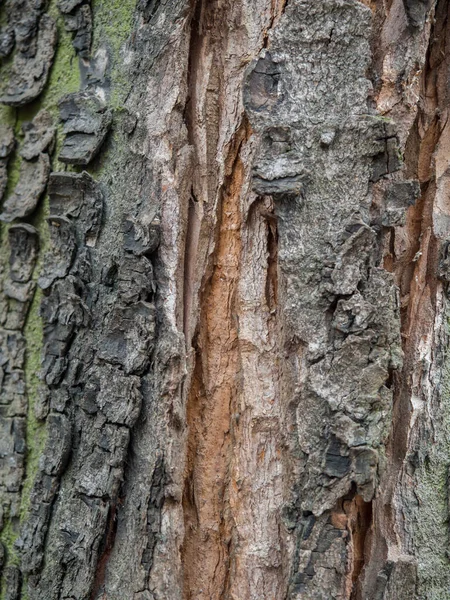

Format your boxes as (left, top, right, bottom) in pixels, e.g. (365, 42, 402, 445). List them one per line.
(265, 206, 278, 312)
(344, 494, 373, 600)
(182, 125, 248, 600)
(182, 0, 206, 345)
(180, 0, 286, 594)
(90, 501, 119, 600)
(391, 0, 443, 528)
(361, 0, 450, 596)
(263, 0, 289, 48)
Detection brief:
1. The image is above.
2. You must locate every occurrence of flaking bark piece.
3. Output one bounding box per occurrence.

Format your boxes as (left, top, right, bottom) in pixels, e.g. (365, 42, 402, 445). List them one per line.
(123, 215, 161, 255)
(0, 153, 50, 222)
(0, 14, 57, 107)
(62, 4, 92, 58)
(382, 180, 420, 226)
(0, 125, 15, 159)
(38, 216, 77, 290)
(8, 0, 41, 54)
(8, 224, 39, 283)
(3, 565, 21, 600)
(0, 125, 15, 203)
(48, 171, 104, 246)
(38, 413, 72, 477)
(0, 330, 26, 372)
(0, 160, 9, 203)
(0, 27, 14, 58)
(117, 255, 155, 304)
(402, 0, 431, 28)
(58, 91, 112, 165)
(20, 109, 55, 160)
(58, 0, 84, 13)
(98, 301, 156, 374)
(83, 366, 142, 426)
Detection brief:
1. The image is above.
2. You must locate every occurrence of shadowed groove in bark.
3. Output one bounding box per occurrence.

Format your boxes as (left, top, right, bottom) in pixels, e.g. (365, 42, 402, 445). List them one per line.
(180, 0, 288, 592)
(264, 202, 278, 312)
(182, 124, 247, 600)
(90, 502, 119, 600)
(360, 0, 450, 597)
(182, 0, 206, 345)
(346, 494, 373, 600)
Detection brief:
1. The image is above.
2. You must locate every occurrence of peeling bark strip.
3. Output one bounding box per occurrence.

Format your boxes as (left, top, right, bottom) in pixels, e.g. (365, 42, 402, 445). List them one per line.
(0, 0, 449, 598)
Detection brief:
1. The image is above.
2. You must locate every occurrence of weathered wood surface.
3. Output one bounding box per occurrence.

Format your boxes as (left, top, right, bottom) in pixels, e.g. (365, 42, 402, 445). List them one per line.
(0, 0, 448, 599)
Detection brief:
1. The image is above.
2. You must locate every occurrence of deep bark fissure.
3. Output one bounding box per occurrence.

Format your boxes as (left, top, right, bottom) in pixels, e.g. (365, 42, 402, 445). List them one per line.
(90, 501, 119, 600)
(360, 1, 449, 597)
(346, 494, 373, 600)
(181, 129, 247, 600)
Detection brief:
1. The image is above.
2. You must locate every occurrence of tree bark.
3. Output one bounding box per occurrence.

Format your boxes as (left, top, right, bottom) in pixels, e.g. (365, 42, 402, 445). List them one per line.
(0, 0, 448, 598)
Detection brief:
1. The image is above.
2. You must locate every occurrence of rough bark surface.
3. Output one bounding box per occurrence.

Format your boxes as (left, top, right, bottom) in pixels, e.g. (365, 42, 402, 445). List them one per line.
(0, 0, 449, 599)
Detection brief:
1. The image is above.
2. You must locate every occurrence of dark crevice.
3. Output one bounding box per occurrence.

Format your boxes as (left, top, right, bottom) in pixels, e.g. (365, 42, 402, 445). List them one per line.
(265, 204, 278, 312)
(348, 493, 373, 600)
(90, 501, 119, 600)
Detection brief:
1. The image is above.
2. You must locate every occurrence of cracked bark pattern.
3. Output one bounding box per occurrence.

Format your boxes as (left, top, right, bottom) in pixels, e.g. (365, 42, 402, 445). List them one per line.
(0, 0, 449, 598)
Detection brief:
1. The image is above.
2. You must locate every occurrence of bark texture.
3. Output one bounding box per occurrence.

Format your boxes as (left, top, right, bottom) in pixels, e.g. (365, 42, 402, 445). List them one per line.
(0, 0, 449, 599)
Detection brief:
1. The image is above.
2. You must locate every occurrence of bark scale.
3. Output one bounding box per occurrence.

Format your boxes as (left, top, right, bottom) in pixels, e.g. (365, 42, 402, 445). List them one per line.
(0, 0, 448, 599)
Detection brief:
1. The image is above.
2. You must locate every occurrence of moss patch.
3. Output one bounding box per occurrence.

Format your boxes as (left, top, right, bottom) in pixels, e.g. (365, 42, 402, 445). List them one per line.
(91, 0, 137, 109)
(92, 0, 137, 57)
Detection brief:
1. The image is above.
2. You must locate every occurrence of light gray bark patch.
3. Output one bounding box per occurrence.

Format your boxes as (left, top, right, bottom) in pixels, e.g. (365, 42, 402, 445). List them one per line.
(0, 153, 50, 222)
(245, 0, 403, 595)
(20, 109, 55, 160)
(58, 92, 113, 165)
(0, 13, 57, 107)
(58, 0, 85, 12)
(438, 240, 450, 291)
(0, 27, 14, 58)
(3, 564, 21, 600)
(373, 557, 418, 600)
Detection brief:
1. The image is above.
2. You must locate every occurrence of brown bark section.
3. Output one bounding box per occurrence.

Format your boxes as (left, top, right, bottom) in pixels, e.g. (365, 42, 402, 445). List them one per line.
(179, 0, 289, 595)
(182, 125, 247, 600)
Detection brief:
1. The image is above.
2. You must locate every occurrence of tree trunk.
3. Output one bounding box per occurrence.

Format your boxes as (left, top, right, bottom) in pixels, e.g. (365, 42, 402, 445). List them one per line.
(0, 0, 448, 598)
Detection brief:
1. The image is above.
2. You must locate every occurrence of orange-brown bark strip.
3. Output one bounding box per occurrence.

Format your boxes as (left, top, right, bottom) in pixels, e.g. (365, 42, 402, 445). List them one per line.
(346, 496, 373, 600)
(182, 124, 248, 600)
